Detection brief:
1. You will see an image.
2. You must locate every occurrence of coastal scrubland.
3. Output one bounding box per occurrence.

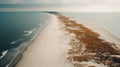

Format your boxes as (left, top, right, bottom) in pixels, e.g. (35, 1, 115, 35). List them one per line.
(57, 15, 120, 67)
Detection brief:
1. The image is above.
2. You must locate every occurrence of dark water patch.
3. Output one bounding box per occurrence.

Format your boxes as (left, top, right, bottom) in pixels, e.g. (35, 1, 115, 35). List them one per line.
(0, 12, 51, 67)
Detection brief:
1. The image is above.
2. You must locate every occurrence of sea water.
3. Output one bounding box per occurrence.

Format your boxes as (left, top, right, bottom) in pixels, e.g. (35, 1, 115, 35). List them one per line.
(0, 12, 51, 67)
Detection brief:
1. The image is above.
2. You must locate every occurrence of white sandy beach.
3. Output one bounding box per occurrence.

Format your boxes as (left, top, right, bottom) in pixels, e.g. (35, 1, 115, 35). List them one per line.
(16, 15, 72, 67)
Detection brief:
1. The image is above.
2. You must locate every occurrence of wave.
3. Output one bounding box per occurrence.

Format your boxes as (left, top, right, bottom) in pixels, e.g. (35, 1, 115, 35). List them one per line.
(39, 23, 42, 26)
(11, 39, 24, 45)
(0, 50, 8, 59)
(23, 28, 36, 36)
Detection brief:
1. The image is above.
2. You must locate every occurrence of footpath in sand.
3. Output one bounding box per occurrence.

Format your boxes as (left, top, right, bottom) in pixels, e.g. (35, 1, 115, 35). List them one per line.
(16, 15, 72, 67)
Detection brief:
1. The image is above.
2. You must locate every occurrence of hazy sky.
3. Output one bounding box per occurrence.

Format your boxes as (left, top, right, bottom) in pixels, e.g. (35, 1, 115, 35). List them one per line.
(0, 0, 120, 12)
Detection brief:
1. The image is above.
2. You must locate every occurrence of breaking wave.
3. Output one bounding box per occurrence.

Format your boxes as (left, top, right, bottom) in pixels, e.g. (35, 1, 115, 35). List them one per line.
(0, 50, 8, 59)
(23, 28, 36, 36)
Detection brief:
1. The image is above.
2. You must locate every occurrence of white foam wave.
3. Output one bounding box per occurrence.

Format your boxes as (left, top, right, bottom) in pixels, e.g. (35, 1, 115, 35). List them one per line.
(11, 41, 17, 45)
(0, 50, 8, 59)
(23, 28, 36, 36)
(11, 39, 24, 45)
(39, 23, 42, 26)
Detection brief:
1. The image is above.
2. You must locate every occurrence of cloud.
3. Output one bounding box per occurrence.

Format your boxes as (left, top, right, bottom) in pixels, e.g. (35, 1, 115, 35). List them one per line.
(0, 0, 120, 6)
(0, 0, 120, 12)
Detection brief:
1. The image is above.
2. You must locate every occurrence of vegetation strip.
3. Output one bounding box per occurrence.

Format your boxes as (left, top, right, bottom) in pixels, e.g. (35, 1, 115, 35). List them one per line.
(57, 15, 120, 67)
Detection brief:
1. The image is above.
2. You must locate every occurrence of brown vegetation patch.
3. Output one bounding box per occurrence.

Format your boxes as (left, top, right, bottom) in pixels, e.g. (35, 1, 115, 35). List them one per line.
(67, 53, 95, 62)
(56, 15, 120, 66)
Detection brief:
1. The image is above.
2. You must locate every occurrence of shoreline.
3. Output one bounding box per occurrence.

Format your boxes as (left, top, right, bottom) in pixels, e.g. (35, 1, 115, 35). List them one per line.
(0, 14, 51, 67)
(15, 14, 72, 67)
(7, 19, 50, 67)
(15, 14, 120, 67)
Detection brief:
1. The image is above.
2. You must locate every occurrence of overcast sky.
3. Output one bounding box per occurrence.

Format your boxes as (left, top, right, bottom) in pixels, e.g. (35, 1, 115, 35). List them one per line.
(0, 0, 120, 12)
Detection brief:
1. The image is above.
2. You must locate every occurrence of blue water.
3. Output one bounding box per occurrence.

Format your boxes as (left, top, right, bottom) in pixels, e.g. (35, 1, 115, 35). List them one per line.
(62, 12, 120, 38)
(0, 12, 51, 66)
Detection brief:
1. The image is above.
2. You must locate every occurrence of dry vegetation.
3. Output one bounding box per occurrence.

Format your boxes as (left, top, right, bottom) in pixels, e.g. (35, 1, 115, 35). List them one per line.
(56, 15, 120, 67)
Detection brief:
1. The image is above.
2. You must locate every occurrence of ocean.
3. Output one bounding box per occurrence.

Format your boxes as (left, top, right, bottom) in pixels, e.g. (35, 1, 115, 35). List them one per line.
(0, 12, 51, 67)
(62, 12, 120, 38)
